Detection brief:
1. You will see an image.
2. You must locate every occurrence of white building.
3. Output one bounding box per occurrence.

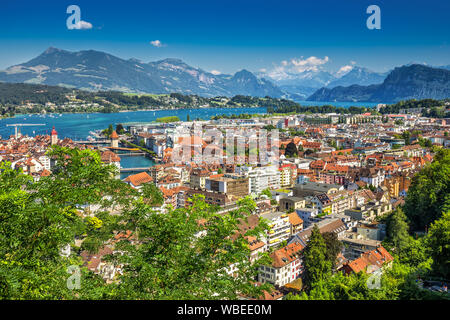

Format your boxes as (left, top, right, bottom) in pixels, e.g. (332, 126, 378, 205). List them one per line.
(240, 165, 281, 195)
(295, 207, 320, 228)
(360, 168, 385, 188)
(261, 211, 291, 248)
(258, 241, 304, 287)
(38, 155, 51, 170)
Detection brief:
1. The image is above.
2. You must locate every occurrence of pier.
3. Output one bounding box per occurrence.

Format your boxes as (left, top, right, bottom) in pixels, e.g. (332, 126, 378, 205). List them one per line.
(75, 140, 111, 144)
(107, 147, 140, 151)
(117, 152, 147, 156)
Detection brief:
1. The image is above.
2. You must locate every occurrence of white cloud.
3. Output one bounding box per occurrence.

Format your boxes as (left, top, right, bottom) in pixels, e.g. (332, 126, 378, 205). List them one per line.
(336, 65, 354, 77)
(210, 70, 221, 75)
(290, 56, 329, 73)
(150, 40, 165, 48)
(259, 68, 267, 73)
(69, 20, 93, 30)
(264, 56, 330, 81)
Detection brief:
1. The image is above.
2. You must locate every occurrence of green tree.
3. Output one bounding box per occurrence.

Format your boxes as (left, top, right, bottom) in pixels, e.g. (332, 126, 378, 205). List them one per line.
(401, 131, 411, 145)
(322, 232, 343, 270)
(418, 137, 432, 148)
(0, 147, 128, 299)
(287, 271, 395, 300)
(108, 195, 272, 299)
(140, 183, 164, 207)
(303, 225, 331, 289)
(425, 211, 450, 278)
(387, 208, 410, 250)
(404, 148, 450, 230)
(260, 188, 272, 199)
(116, 123, 125, 134)
(0, 146, 274, 300)
(285, 142, 298, 158)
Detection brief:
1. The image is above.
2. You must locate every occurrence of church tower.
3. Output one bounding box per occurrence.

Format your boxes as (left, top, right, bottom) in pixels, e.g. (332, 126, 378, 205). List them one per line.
(51, 126, 58, 145)
(110, 130, 119, 148)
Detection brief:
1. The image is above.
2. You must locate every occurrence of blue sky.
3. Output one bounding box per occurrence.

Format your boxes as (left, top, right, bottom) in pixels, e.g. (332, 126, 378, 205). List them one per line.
(0, 0, 449, 75)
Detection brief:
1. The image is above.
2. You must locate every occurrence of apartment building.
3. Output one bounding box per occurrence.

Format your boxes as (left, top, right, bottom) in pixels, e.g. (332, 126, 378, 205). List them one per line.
(246, 165, 281, 195)
(344, 201, 392, 222)
(328, 190, 355, 216)
(295, 207, 320, 228)
(205, 174, 249, 198)
(185, 189, 232, 207)
(258, 241, 304, 287)
(261, 211, 291, 248)
(279, 164, 296, 187)
(189, 168, 210, 189)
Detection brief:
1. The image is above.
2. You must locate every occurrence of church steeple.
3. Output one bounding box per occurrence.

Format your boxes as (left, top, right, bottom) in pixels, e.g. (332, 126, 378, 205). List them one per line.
(110, 130, 119, 148)
(51, 126, 58, 145)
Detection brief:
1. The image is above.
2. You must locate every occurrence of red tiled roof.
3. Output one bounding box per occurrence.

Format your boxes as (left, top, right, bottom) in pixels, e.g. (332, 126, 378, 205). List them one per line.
(288, 212, 303, 226)
(40, 169, 51, 177)
(124, 172, 153, 187)
(271, 242, 304, 268)
(345, 246, 394, 274)
(101, 150, 121, 163)
(110, 131, 119, 139)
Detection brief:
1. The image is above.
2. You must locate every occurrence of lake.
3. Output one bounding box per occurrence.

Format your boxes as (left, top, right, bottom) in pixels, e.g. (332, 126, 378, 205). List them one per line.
(0, 107, 267, 140)
(0, 102, 380, 140)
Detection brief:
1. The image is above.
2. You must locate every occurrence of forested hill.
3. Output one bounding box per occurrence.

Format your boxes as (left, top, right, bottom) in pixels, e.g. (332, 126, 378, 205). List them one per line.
(0, 82, 302, 116)
(1, 82, 448, 118)
(0, 82, 72, 105)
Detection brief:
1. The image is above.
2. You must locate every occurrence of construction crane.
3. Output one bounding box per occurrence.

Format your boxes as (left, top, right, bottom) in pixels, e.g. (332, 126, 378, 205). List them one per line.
(6, 124, 46, 138)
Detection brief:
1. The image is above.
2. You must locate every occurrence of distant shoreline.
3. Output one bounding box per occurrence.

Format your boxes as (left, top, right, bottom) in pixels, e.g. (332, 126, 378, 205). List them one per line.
(1, 105, 267, 119)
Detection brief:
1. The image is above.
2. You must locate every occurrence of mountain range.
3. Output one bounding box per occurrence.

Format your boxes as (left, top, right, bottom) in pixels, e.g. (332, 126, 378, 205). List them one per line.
(0, 47, 283, 98)
(307, 64, 450, 102)
(259, 66, 388, 99)
(0, 47, 449, 103)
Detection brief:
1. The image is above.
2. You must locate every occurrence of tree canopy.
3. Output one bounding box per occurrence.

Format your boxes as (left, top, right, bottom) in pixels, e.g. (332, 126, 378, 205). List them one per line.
(0, 146, 271, 299)
(404, 148, 450, 230)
